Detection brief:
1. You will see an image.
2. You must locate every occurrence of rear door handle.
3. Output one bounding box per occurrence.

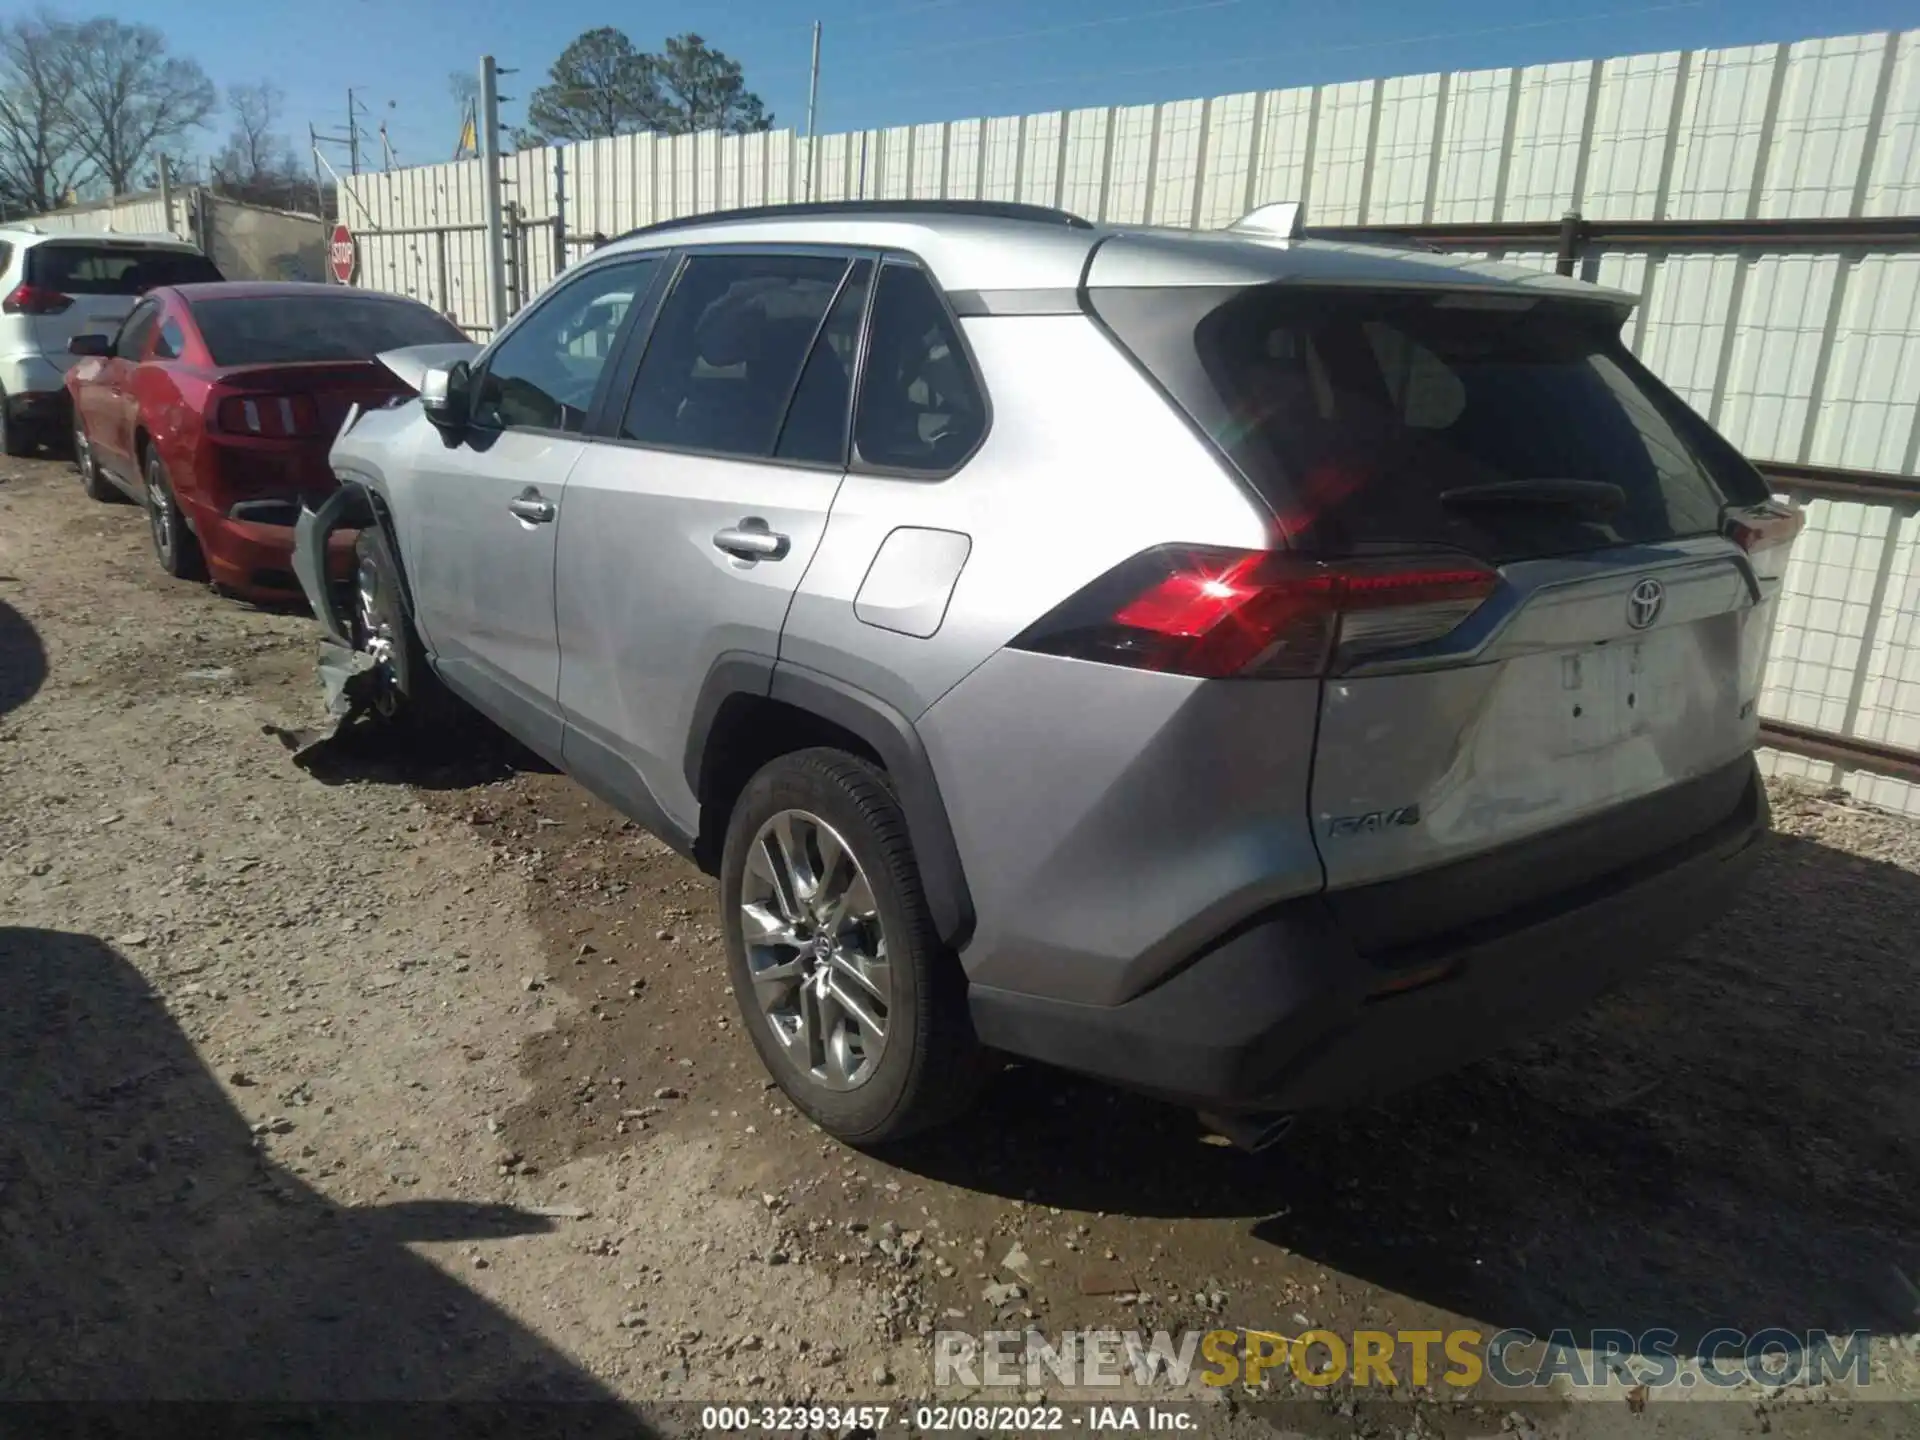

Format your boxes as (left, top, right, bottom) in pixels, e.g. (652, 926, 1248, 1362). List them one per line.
(712, 520, 790, 561)
(508, 490, 556, 524)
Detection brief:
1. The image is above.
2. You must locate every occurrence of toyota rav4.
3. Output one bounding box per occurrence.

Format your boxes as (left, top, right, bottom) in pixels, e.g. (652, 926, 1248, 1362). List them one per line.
(294, 199, 1798, 1149)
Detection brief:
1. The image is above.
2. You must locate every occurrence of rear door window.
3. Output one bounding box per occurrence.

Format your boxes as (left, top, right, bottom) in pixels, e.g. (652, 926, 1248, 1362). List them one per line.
(1092, 285, 1756, 562)
(28, 244, 222, 294)
(774, 259, 871, 465)
(619, 251, 851, 460)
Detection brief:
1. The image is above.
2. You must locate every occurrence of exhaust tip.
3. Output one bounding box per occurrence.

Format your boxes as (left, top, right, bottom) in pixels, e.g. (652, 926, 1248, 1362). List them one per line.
(1198, 1111, 1295, 1154)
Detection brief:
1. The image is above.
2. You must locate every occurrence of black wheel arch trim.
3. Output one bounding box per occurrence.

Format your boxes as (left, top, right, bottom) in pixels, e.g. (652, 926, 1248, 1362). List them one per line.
(686, 654, 977, 952)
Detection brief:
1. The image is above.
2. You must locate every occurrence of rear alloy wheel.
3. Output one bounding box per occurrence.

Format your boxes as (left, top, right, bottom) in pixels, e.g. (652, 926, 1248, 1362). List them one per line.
(721, 748, 988, 1145)
(74, 418, 117, 502)
(144, 447, 205, 580)
(742, 808, 893, 1092)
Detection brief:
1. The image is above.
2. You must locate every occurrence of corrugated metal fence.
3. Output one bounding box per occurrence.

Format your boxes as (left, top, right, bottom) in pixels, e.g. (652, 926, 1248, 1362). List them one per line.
(338, 29, 1920, 816)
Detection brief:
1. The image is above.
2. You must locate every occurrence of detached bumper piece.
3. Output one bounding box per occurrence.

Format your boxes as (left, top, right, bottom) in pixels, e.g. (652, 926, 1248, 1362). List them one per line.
(969, 758, 1768, 1113)
(291, 487, 378, 727)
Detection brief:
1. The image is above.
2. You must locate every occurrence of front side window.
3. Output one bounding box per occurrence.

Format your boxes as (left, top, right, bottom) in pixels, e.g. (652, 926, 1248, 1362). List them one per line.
(114, 301, 160, 360)
(472, 258, 659, 433)
(853, 262, 986, 473)
(620, 252, 852, 460)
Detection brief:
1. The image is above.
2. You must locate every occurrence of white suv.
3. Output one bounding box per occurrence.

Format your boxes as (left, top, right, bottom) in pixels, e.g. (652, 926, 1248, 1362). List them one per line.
(0, 228, 222, 456)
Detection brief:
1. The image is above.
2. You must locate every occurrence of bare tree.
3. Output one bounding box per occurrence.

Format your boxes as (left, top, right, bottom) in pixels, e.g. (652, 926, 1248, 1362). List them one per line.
(0, 14, 86, 215)
(62, 17, 215, 194)
(211, 81, 308, 211)
(217, 82, 281, 183)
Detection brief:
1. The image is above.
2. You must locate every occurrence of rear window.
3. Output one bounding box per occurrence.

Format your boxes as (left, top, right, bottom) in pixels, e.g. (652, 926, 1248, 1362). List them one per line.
(191, 295, 466, 366)
(28, 244, 222, 294)
(1092, 285, 1764, 561)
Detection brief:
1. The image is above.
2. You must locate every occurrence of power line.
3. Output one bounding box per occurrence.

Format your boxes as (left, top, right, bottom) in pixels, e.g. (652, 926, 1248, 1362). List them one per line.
(854, 0, 1710, 105)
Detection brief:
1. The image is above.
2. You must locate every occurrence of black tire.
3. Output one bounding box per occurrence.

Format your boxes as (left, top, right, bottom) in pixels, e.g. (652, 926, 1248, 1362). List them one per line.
(352, 525, 453, 729)
(143, 446, 205, 580)
(0, 390, 30, 459)
(720, 748, 988, 1146)
(74, 416, 118, 502)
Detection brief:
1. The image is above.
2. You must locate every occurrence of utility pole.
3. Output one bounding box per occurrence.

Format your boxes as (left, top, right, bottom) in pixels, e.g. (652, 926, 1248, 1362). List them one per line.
(346, 87, 362, 176)
(479, 56, 509, 333)
(307, 123, 327, 221)
(157, 153, 176, 237)
(804, 22, 822, 201)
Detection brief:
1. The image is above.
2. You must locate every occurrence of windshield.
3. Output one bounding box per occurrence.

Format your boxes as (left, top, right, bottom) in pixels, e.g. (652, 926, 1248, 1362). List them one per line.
(191, 294, 466, 366)
(1091, 285, 1766, 562)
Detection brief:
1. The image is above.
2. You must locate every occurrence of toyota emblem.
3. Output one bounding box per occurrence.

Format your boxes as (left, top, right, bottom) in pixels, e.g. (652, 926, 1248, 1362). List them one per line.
(1627, 578, 1665, 630)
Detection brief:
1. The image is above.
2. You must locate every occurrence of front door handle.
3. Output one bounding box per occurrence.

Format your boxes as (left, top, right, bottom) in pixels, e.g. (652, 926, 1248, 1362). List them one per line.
(508, 490, 556, 524)
(712, 519, 790, 561)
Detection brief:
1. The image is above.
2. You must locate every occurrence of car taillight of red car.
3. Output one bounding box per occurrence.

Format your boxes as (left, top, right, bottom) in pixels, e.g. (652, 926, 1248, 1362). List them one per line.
(210, 392, 323, 439)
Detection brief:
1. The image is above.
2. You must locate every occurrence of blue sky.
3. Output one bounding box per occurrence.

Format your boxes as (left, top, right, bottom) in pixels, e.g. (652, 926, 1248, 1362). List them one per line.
(100, 0, 1916, 174)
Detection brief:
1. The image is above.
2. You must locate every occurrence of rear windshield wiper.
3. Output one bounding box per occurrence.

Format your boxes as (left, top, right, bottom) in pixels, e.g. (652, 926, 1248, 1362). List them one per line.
(1439, 479, 1626, 515)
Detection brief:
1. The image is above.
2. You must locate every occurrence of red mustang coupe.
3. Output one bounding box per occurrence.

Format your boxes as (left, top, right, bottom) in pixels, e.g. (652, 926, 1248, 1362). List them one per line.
(65, 282, 466, 601)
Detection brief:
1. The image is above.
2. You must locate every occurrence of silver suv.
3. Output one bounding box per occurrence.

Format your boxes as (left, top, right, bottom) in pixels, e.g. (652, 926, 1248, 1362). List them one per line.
(294, 200, 1798, 1148)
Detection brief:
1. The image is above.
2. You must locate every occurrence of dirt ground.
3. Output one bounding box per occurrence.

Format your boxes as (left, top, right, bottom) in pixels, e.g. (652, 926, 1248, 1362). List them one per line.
(3, 452, 1918, 1438)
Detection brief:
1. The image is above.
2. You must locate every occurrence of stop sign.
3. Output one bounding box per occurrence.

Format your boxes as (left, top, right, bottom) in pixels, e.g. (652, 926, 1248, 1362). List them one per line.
(328, 223, 356, 284)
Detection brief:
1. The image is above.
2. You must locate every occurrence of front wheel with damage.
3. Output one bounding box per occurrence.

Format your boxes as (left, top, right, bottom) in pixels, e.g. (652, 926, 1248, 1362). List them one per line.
(352, 526, 450, 729)
(720, 748, 988, 1146)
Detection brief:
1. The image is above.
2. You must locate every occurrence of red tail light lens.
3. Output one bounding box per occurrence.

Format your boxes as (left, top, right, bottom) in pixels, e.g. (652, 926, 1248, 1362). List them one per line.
(2, 283, 72, 315)
(1011, 546, 1498, 679)
(213, 393, 321, 438)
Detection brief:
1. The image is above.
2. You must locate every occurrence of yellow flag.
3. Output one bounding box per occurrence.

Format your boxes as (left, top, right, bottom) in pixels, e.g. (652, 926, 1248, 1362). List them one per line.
(455, 109, 477, 160)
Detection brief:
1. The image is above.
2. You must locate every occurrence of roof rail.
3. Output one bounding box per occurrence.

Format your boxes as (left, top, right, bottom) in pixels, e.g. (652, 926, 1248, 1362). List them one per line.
(615, 198, 1095, 241)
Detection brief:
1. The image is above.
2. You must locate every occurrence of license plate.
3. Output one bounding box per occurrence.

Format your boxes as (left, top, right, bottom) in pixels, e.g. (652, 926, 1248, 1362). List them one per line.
(1556, 636, 1684, 753)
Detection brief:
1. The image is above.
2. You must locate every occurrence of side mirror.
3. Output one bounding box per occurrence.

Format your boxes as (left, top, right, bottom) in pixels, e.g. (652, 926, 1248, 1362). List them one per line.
(418, 359, 470, 432)
(68, 333, 111, 358)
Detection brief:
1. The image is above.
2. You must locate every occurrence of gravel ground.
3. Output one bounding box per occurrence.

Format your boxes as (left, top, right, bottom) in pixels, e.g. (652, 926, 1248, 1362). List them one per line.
(2, 452, 1917, 1438)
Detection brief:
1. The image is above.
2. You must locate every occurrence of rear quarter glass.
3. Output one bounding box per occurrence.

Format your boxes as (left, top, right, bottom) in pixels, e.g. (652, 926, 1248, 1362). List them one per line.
(1089, 284, 1767, 563)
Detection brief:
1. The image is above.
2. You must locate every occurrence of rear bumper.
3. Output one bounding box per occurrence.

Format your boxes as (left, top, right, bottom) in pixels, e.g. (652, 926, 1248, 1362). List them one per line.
(968, 758, 1768, 1112)
(3, 365, 70, 429)
(196, 508, 356, 599)
(0, 352, 66, 404)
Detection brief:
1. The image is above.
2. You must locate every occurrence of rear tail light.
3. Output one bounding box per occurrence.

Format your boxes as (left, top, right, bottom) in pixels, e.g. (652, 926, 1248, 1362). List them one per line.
(213, 393, 321, 439)
(1724, 501, 1804, 584)
(2, 283, 72, 315)
(1010, 545, 1498, 679)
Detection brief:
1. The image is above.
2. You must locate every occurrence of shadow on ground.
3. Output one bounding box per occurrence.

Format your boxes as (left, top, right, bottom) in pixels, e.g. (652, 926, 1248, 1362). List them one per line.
(269, 710, 558, 792)
(0, 926, 654, 1429)
(0, 597, 47, 718)
(887, 828, 1920, 1354)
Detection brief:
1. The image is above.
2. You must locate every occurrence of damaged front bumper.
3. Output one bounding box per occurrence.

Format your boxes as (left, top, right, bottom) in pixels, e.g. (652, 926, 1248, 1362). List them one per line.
(292, 485, 377, 722)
